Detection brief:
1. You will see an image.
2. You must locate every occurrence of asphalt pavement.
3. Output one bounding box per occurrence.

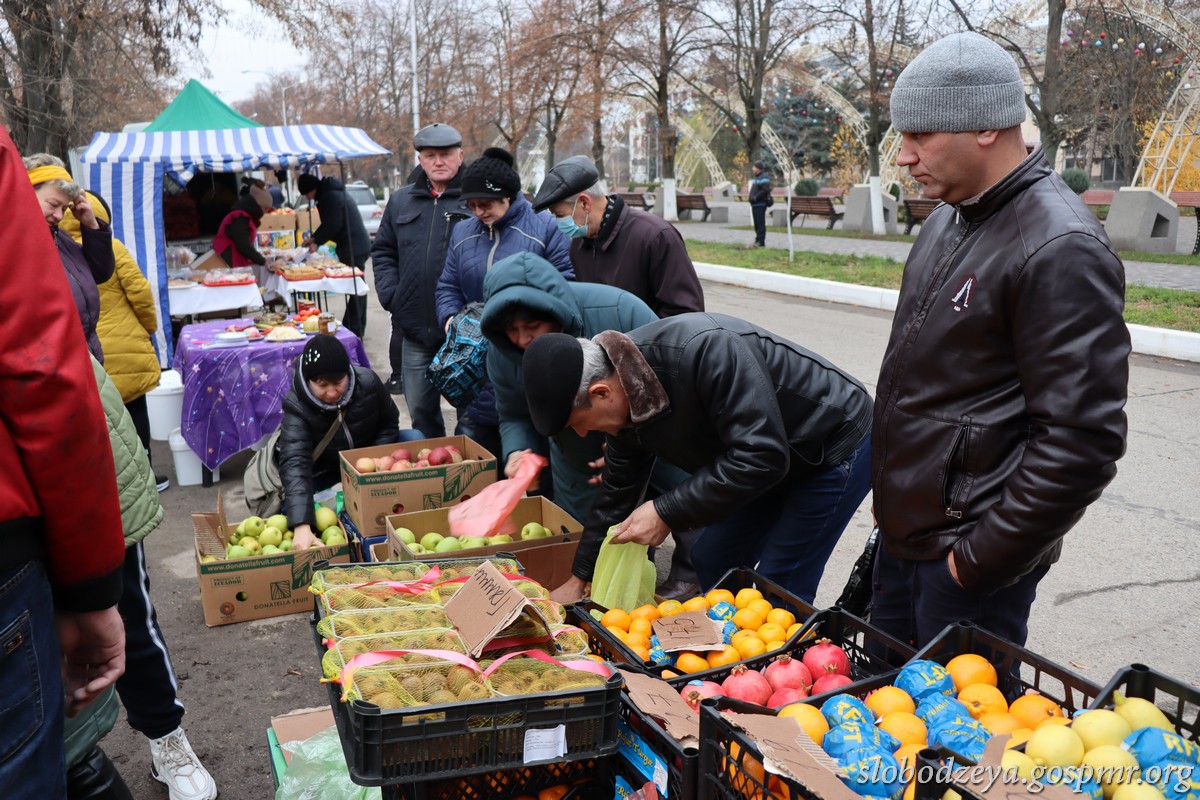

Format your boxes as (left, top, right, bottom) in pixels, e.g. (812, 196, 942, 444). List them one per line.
(105, 253, 1200, 799)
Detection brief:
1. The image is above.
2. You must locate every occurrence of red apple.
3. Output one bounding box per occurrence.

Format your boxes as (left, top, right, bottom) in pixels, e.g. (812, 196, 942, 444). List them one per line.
(390, 460, 412, 471)
(427, 447, 451, 466)
(391, 447, 412, 462)
(376, 455, 395, 471)
(355, 457, 376, 473)
(414, 459, 430, 468)
(444, 445, 464, 463)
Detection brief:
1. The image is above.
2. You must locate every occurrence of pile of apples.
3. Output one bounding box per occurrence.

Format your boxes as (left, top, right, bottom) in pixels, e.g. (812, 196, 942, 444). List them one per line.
(393, 521, 556, 555)
(353, 444, 473, 473)
(205, 507, 345, 561)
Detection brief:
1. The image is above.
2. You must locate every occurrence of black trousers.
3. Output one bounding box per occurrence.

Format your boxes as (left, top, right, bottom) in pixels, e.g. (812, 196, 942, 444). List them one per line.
(342, 255, 369, 338)
(124, 394, 153, 467)
(751, 204, 768, 245)
(115, 543, 185, 740)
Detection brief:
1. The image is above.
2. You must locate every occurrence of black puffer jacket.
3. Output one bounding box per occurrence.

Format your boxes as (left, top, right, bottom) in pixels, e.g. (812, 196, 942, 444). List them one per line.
(309, 177, 371, 268)
(276, 366, 400, 529)
(370, 167, 471, 348)
(872, 149, 1129, 594)
(575, 313, 873, 579)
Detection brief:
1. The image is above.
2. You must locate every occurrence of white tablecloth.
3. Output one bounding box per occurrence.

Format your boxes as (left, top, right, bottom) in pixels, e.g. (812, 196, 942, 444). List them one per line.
(264, 274, 369, 309)
(167, 283, 263, 316)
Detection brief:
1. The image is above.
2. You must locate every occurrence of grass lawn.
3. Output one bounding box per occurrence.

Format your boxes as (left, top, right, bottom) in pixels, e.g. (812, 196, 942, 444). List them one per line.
(687, 240, 1200, 333)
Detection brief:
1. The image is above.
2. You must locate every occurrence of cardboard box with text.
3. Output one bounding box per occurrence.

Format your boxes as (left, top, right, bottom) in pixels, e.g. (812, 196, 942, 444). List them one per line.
(338, 435, 496, 538)
(192, 493, 350, 626)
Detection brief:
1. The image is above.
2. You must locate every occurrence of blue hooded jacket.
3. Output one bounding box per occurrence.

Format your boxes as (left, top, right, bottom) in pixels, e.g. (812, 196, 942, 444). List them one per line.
(435, 194, 573, 425)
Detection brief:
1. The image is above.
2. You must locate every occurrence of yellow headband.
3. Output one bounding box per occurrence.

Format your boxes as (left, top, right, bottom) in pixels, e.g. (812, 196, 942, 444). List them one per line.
(27, 165, 75, 187)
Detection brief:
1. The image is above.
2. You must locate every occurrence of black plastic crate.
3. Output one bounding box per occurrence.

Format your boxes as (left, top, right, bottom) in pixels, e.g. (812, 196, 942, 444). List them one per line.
(1093, 663, 1200, 742)
(617, 691, 699, 799)
(571, 566, 819, 671)
(312, 614, 622, 787)
(914, 621, 1103, 713)
(697, 695, 814, 800)
(394, 756, 610, 800)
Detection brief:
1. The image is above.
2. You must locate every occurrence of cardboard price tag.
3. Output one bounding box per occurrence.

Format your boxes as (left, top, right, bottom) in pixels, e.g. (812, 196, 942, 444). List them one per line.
(619, 668, 699, 746)
(651, 609, 723, 652)
(443, 560, 551, 657)
(723, 711, 861, 800)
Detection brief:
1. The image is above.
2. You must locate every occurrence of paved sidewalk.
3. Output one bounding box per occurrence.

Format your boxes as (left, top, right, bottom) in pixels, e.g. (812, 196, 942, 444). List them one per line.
(674, 202, 1200, 292)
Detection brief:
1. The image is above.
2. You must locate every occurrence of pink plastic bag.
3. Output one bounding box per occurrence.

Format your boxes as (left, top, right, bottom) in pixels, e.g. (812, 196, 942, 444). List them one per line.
(447, 453, 548, 539)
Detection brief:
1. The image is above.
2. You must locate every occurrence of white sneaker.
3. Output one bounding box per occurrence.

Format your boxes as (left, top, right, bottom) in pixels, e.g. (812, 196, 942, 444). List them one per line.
(149, 727, 218, 800)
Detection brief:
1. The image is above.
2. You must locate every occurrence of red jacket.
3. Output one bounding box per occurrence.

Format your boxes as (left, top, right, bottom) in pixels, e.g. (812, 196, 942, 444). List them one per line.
(1, 126, 124, 611)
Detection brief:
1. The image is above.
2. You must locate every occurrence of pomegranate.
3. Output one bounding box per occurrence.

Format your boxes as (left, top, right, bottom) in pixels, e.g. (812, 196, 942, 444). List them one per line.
(802, 639, 851, 678)
(811, 673, 854, 695)
(768, 687, 810, 707)
(678, 680, 724, 712)
(763, 654, 814, 693)
(721, 665, 773, 706)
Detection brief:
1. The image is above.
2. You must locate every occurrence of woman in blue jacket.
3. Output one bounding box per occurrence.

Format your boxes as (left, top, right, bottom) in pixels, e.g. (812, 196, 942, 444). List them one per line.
(434, 148, 573, 465)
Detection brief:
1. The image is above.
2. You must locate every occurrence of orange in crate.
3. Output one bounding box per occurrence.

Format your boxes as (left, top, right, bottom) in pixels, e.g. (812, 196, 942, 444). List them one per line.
(946, 653, 999, 690)
(706, 588, 736, 606)
(628, 618, 653, 639)
(732, 608, 764, 631)
(707, 644, 742, 669)
(766, 608, 797, 630)
(600, 608, 631, 632)
(681, 595, 710, 614)
(675, 652, 710, 673)
(630, 604, 661, 623)
(734, 588, 763, 609)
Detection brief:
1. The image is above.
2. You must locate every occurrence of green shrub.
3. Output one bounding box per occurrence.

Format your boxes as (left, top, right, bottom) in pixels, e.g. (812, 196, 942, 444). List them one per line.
(795, 178, 821, 196)
(1061, 168, 1090, 194)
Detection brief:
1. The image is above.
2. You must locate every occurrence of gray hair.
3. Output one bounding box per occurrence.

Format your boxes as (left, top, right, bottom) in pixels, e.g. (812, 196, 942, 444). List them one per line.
(573, 337, 615, 409)
(23, 152, 82, 198)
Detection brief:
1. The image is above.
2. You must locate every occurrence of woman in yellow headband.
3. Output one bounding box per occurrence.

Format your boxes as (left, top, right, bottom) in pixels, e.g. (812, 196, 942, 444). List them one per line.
(24, 153, 114, 362)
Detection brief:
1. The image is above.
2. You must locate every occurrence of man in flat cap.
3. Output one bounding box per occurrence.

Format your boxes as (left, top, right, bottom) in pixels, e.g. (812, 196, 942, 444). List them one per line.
(372, 124, 471, 436)
(871, 32, 1130, 648)
(532, 156, 704, 318)
(521, 314, 873, 605)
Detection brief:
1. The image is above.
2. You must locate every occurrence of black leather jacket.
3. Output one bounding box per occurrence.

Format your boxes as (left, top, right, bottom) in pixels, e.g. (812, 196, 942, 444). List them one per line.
(872, 150, 1130, 594)
(575, 313, 873, 579)
(277, 366, 400, 529)
(370, 167, 471, 348)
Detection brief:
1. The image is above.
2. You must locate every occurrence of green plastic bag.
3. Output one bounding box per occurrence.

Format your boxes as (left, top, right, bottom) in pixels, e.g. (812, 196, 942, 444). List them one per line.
(275, 727, 380, 800)
(590, 528, 657, 611)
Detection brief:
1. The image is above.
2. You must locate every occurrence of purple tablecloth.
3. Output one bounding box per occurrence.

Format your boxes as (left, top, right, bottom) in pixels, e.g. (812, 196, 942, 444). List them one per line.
(172, 319, 369, 469)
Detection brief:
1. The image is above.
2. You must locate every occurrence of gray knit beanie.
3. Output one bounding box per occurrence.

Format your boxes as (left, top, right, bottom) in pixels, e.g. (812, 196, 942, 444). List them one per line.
(890, 32, 1026, 133)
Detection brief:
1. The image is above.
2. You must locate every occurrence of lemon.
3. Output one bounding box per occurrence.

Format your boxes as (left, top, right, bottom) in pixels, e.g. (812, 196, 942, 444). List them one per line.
(1112, 782, 1168, 800)
(1081, 744, 1141, 799)
(1001, 750, 1038, 781)
(1025, 724, 1085, 768)
(1112, 692, 1173, 732)
(1072, 709, 1134, 751)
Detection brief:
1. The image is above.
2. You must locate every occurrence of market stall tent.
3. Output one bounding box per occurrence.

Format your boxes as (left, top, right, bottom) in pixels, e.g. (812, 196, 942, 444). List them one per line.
(143, 79, 262, 133)
(80, 124, 390, 364)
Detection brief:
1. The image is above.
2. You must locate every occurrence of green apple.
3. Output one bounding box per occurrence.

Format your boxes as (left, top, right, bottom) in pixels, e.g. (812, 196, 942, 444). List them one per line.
(283, 529, 294, 540)
(314, 506, 339, 532)
(265, 514, 289, 533)
(521, 522, 552, 540)
(321, 526, 346, 545)
(434, 537, 462, 553)
(262, 544, 282, 555)
(419, 532, 444, 551)
(460, 536, 488, 550)
(259, 527, 283, 547)
(408, 543, 427, 554)
(227, 545, 250, 559)
(200, 554, 218, 563)
(242, 516, 266, 537)
(235, 521, 247, 537)
(394, 527, 417, 546)
(241, 538, 263, 556)
(487, 534, 513, 545)
(277, 539, 293, 552)
(226, 536, 243, 549)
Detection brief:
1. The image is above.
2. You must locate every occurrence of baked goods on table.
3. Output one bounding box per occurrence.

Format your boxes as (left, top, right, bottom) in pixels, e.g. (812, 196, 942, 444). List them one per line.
(282, 265, 324, 281)
(264, 326, 305, 342)
(322, 265, 364, 279)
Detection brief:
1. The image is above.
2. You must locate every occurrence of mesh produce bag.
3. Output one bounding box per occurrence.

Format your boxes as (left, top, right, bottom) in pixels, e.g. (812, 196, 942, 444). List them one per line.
(425, 303, 488, 408)
(321, 629, 468, 679)
(318, 583, 443, 614)
(309, 563, 430, 594)
(316, 607, 450, 640)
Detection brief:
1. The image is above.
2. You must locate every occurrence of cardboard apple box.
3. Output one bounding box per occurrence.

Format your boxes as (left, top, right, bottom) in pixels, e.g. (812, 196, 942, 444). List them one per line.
(294, 208, 320, 240)
(192, 492, 350, 627)
(258, 212, 297, 232)
(338, 435, 497, 538)
(385, 496, 582, 589)
(268, 706, 335, 788)
(190, 249, 230, 272)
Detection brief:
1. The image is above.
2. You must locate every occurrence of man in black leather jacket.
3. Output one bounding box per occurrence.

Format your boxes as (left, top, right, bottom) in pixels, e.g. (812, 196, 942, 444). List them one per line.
(871, 33, 1130, 648)
(521, 313, 873, 604)
(371, 124, 471, 435)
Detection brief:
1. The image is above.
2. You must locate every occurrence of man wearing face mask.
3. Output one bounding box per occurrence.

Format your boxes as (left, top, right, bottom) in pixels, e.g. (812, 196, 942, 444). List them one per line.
(532, 157, 704, 318)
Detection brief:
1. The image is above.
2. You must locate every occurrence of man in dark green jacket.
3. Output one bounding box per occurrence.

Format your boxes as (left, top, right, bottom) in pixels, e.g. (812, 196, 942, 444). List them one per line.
(481, 252, 702, 601)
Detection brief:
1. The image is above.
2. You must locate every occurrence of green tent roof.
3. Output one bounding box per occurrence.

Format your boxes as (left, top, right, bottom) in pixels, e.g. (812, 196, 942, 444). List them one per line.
(143, 79, 262, 133)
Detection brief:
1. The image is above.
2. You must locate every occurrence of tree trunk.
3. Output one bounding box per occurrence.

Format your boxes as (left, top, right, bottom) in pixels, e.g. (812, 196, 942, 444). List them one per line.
(1036, 0, 1066, 167)
(591, 0, 607, 181)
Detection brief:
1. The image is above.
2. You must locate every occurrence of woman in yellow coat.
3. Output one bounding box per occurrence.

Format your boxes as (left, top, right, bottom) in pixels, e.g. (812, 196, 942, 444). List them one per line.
(62, 192, 169, 490)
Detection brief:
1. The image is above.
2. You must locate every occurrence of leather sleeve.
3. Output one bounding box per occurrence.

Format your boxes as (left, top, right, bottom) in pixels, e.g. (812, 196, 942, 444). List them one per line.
(572, 431, 657, 581)
(953, 232, 1129, 593)
(651, 331, 792, 530)
(278, 397, 318, 529)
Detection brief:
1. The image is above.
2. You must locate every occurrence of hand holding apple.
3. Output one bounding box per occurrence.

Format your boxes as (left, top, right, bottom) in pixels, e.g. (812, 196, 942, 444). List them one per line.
(292, 524, 319, 550)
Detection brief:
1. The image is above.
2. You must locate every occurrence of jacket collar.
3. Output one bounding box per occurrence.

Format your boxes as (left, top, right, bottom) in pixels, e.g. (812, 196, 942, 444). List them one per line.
(410, 166, 463, 199)
(296, 366, 357, 412)
(594, 330, 669, 424)
(588, 195, 627, 252)
(956, 148, 1049, 224)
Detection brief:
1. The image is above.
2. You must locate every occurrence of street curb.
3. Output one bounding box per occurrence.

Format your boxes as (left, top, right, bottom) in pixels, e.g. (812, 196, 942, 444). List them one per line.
(694, 262, 1200, 364)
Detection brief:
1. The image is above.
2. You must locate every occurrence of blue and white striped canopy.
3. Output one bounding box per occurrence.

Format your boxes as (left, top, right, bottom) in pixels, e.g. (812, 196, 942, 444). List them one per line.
(81, 124, 390, 176)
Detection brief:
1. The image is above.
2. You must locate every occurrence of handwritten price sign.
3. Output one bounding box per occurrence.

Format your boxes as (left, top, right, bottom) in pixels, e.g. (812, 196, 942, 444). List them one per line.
(444, 560, 551, 656)
(651, 609, 724, 652)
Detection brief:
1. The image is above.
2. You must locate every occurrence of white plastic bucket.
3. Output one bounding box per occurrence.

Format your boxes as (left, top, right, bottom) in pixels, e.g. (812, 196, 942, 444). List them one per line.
(147, 370, 185, 441)
(169, 427, 219, 486)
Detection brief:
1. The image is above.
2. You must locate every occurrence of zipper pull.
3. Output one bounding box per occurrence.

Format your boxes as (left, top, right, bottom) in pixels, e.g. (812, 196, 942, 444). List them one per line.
(945, 507, 963, 519)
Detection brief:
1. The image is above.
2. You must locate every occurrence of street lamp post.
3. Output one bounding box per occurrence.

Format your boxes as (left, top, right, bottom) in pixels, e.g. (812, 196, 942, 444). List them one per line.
(241, 70, 296, 125)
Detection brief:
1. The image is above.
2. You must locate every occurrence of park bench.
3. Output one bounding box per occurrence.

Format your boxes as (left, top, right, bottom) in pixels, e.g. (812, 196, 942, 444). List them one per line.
(1081, 189, 1116, 207)
(903, 198, 941, 234)
(789, 196, 843, 229)
(618, 192, 649, 210)
(1169, 191, 1200, 253)
(677, 192, 712, 221)
(818, 187, 846, 200)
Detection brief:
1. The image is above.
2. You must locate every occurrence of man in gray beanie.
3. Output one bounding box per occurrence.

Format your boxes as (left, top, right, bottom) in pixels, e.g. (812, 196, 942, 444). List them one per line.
(870, 31, 1131, 648)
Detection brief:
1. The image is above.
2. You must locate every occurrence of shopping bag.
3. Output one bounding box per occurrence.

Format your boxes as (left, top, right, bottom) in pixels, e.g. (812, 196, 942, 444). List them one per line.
(446, 453, 548, 539)
(835, 525, 878, 618)
(425, 302, 488, 408)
